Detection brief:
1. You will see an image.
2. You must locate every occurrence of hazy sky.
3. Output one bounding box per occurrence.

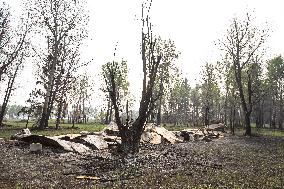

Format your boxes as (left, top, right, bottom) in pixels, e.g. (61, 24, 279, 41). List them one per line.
(5, 0, 284, 108)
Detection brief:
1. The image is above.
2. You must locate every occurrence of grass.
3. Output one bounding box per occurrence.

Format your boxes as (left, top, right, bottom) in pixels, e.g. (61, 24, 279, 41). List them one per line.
(252, 127, 284, 137)
(1, 120, 283, 140)
(0, 119, 106, 139)
(163, 123, 197, 131)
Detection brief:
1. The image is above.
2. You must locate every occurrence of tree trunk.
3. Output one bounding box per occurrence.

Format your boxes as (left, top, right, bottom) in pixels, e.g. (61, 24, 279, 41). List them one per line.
(232, 107, 235, 135)
(278, 87, 283, 129)
(269, 99, 273, 128)
(109, 105, 113, 124)
(156, 99, 162, 126)
(204, 106, 209, 126)
(234, 62, 252, 136)
(0, 60, 21, 126)
(244, 112, 251, 135)
(107, 9, 162, 154)
(224, 92, 228, 126)
(72, 115, 75, 128)
(38, 28, 59, 130)
(56, 101, 63, 129)
(229, 106, 233, 134)
(156, 75, 164, 126)
(105, 99, 112, 124)
(260, 100, 264, 128)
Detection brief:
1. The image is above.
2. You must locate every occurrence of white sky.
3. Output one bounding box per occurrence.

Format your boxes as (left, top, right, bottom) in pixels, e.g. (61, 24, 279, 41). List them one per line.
(5, 0, 284, 109)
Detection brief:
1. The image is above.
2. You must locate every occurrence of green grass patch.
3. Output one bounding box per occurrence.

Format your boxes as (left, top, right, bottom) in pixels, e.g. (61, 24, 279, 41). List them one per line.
(163, 123, 197, 131)
(235, 126, 284, 137)
(252, 127, 284, 137)
(0, 119, 106, 139)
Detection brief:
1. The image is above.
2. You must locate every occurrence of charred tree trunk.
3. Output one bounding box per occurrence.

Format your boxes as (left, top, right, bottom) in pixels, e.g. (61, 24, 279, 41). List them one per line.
(104, 4, 163, 154)
(156, 99, 162, 126)
(204, 106, 209, 126)
(109, 106, 113, 123)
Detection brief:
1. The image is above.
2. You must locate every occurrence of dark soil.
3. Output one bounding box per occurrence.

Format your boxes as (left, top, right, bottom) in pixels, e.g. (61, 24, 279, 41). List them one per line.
(0, 134, 283, 189)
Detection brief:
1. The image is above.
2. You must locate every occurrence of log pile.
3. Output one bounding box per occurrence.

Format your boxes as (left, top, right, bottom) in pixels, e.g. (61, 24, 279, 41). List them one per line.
(176, 123, 225, 142)
(140, 123, 183, 144)
(11, 123, 225, 153)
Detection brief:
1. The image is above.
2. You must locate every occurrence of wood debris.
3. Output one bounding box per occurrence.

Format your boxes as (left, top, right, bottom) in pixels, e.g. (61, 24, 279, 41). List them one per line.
(11, 122, 226, 152)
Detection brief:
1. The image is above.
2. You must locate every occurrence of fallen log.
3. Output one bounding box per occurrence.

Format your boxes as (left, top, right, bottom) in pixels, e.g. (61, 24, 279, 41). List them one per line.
(103, 122, 183, 144)
(20, 135, 91, 154)
(207, 123, 226, 133)
(153, 127, 183, 144)
(141, 131, 162, 144)
(72, 135, 108, 150)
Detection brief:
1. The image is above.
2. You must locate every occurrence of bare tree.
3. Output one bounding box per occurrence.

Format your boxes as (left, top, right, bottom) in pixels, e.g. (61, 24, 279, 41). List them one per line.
(27, 0, 88, 129)
(0, 2, 30, 126)
(103, 1, 164, 154)
(219, 13, 269, 135)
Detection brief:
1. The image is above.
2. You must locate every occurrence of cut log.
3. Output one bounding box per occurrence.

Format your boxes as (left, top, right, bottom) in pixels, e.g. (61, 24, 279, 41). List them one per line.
(207, 123, 226, 132)
(141, 131, 162, 144)
(150, 132, 162, 144)
(153, 127, 183, 144)
(72, 135, 108, 150)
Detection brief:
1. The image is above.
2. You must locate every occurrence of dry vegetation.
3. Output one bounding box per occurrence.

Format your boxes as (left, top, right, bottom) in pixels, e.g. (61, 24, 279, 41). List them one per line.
(0, 132, 283, 189)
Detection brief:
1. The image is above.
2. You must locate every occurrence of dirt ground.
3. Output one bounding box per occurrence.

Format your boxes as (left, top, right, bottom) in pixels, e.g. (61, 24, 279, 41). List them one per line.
(0, 134, 283, 189)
